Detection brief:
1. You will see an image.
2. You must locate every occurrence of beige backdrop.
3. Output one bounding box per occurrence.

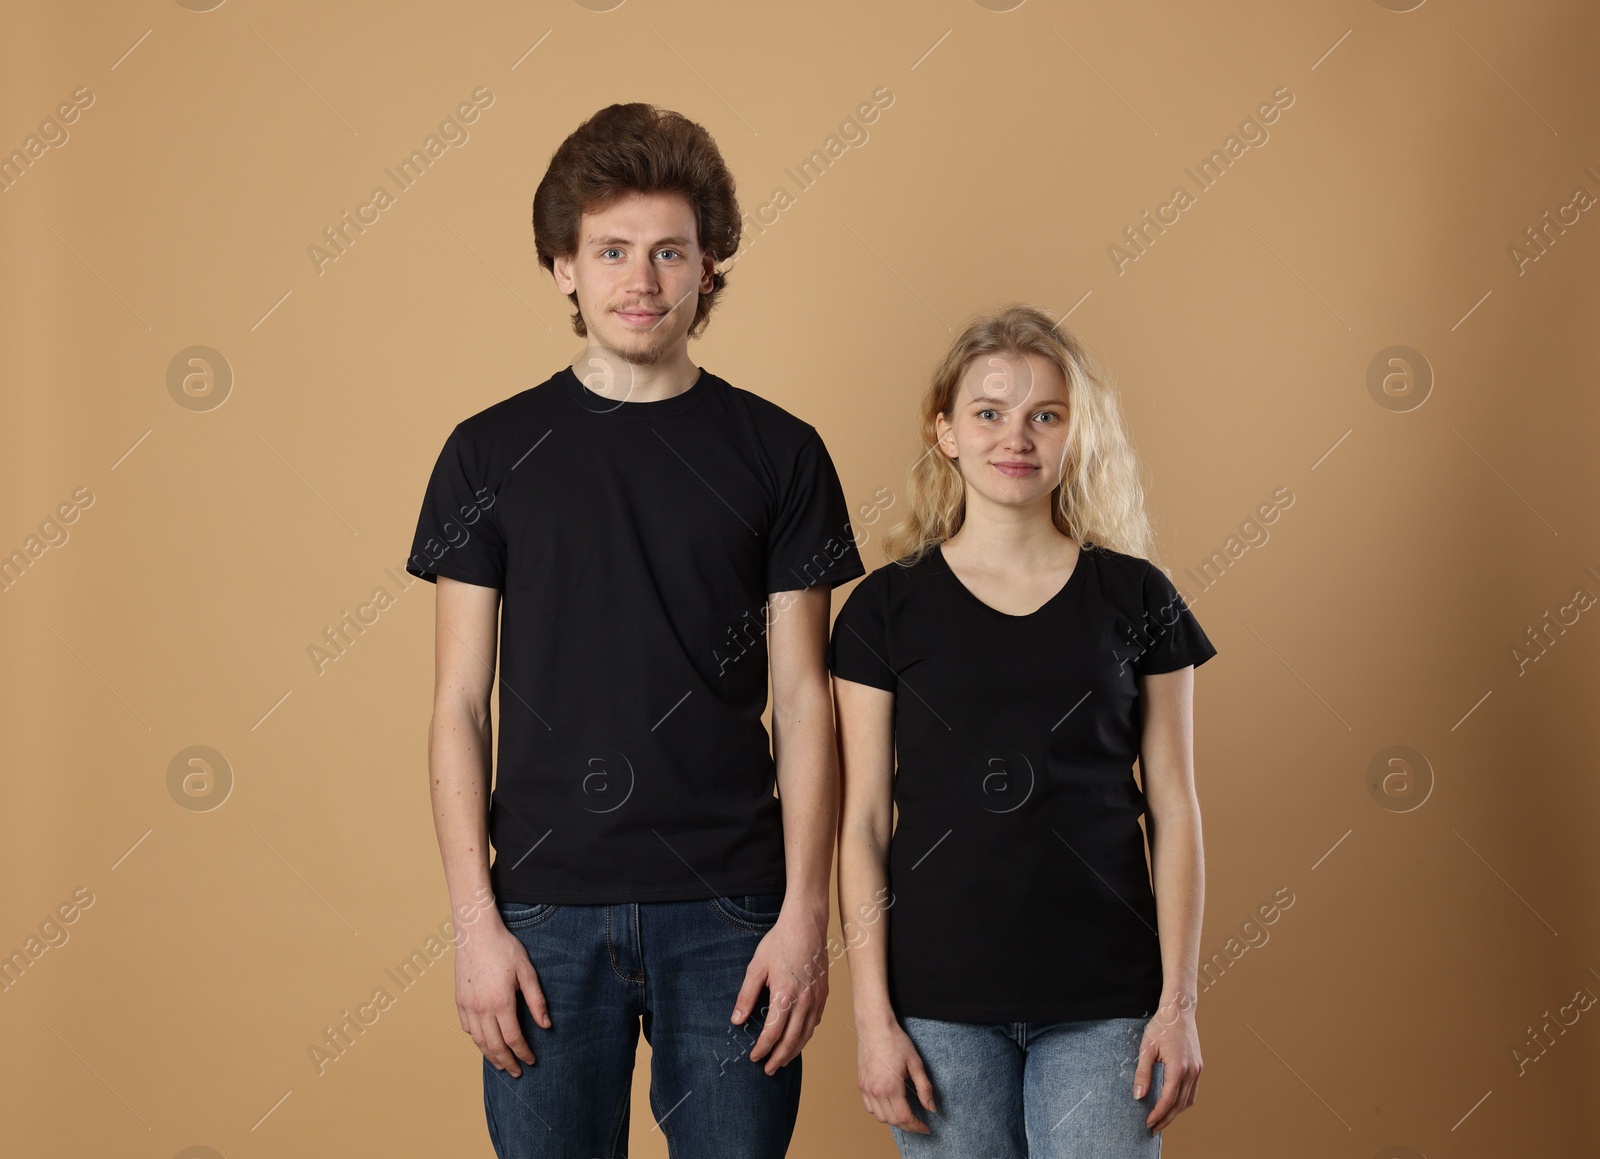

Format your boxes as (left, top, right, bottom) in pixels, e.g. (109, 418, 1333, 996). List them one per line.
(3, 0, 1597, 1155)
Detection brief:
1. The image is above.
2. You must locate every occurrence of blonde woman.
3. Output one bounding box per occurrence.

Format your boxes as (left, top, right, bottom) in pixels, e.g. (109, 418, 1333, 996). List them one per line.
(828, 305, 1215, 1156)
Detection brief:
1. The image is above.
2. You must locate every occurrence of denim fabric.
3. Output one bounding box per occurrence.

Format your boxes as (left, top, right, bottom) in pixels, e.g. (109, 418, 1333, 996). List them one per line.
(482, 892, 800, 1158)
(890, 1015, 1163, 1158)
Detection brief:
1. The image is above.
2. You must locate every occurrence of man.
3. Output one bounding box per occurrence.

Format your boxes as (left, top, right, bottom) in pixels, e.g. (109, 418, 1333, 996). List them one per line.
(405, 102, 864, 1158)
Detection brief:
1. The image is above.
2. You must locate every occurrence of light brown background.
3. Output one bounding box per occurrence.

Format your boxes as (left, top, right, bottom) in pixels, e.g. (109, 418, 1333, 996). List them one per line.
(3, 0, 1597, 1155)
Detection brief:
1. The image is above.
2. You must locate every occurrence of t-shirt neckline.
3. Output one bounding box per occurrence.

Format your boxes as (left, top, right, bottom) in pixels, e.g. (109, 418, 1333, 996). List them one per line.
(557, 364, 714, 418)
(934, 541, 1089, 620)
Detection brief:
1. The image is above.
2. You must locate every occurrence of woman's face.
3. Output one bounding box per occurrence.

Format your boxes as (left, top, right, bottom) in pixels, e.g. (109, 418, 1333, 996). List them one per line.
(935, 351, 1070, 512)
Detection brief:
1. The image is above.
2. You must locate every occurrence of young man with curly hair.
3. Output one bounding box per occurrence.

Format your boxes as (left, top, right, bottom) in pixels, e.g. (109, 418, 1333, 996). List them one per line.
(406, 103, 863, 1157)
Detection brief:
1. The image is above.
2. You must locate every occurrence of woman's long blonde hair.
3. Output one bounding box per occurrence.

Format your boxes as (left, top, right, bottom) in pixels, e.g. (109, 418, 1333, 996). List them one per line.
(880, 303, 1157, 566)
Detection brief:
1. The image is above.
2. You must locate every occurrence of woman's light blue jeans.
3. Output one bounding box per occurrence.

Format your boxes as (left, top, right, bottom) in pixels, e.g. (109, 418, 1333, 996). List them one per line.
(890, 1015, 1164, 1158)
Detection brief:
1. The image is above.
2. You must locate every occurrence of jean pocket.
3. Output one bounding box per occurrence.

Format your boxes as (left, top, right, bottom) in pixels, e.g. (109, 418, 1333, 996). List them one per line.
(709, 891, 785, 932)
(497, 900, 559, 931)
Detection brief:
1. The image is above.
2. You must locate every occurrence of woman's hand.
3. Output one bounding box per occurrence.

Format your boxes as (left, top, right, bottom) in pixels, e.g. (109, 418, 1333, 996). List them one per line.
(856, 1013, 937, 1134)
(1136, 992, 1202, 1133)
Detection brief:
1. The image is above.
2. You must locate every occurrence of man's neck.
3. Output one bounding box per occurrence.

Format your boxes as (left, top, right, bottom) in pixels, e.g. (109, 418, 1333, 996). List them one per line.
(575, 342, 701, 404)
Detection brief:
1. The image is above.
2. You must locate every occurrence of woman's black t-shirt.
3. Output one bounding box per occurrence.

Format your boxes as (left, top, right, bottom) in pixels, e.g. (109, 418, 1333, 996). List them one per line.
(826, 542, 1217, 1023)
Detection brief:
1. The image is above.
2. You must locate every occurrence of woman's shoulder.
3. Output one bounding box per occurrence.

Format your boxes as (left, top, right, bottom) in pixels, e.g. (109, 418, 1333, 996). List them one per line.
(1077, 542, 1169, 594)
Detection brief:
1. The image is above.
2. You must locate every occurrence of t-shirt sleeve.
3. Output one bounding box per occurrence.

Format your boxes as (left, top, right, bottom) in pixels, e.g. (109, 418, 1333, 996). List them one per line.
(765, 429, 867, 595)
(1135, 562, 1218, 675)
(404, 422, 507, 588)
(825, 571, 896, 692)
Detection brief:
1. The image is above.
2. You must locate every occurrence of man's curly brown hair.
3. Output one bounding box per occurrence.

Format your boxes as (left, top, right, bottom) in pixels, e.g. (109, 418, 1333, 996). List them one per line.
(532, 103, 742, 339)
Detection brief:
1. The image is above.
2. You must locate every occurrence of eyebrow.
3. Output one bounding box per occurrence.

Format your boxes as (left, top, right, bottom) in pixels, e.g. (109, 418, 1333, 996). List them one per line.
(966, 394, 1065, 407)
(587, 234, 696, 248)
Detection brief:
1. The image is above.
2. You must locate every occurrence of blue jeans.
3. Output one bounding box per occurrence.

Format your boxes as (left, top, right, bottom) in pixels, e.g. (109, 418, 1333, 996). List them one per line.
(891, 1016, 1164, 1158)
(483, 892, 800, 1158)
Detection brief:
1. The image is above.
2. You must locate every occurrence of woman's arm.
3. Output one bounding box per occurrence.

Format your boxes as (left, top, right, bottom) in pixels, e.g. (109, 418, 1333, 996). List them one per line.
(833, 675, 936, 1133)
(1137, 663, 1206, 1133)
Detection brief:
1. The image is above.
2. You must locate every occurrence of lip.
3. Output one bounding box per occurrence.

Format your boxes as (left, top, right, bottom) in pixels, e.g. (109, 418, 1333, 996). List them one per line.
(992, 461, 1039, 478)
(616, 308, 664, 326)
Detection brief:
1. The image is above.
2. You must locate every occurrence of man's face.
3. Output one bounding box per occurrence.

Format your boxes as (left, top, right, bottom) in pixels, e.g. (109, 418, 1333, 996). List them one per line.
(552, 190, 715, 366)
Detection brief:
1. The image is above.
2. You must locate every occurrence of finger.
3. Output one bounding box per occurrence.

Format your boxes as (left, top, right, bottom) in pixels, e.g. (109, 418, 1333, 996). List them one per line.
(864, 1093, 893, 1126)
(764, 995, 815, 1072)
(732, 958, 768, 1026)
(1132, 1043, 1154, 1099)
(1145, 1065, 1181, 1131)
(906, 1051, 938, 1113)
(749, 992, 793, 1063)
(887, 1091, 930, 1134)
(519, 960, 551, 1032)
(473, 1008, 517, 1075)
(494, 1000, 535, 1074)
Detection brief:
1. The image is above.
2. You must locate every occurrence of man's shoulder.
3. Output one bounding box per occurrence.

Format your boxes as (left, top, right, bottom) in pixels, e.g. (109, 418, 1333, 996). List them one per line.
(447, 372, 566, 444)
(713, 373, 822, 446)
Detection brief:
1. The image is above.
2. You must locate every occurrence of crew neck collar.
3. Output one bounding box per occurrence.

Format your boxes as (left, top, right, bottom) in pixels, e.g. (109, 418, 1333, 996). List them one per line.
(933, 541, 1091, 620)
(557, 364, 714, 418)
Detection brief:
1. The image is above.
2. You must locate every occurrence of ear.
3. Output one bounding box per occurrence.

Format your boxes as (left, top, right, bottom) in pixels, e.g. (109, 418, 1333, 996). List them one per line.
(933, 412, 958, 459)
(552, 252, 576, 295)
(700, 250, 716, 293)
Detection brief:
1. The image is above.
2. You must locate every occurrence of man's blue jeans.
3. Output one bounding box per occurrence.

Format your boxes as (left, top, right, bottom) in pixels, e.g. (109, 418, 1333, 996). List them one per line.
(482, 892, 801, 1158)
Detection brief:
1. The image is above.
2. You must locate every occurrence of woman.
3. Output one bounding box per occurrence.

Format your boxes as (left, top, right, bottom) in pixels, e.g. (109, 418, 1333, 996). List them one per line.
(828, 304, 1216, 1157)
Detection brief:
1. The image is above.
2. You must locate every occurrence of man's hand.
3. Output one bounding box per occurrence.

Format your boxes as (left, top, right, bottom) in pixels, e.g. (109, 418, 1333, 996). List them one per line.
(730, 906, 830, 1075)
(856, 1013, 936, 1133)
(1136, 992, 1202, 1133)
(456, 913, 551, 1078)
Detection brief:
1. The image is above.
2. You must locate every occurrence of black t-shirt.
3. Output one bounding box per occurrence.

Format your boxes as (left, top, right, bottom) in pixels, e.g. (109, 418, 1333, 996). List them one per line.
(826, 543, 1217, 1022)
(407, 365, 865, 904)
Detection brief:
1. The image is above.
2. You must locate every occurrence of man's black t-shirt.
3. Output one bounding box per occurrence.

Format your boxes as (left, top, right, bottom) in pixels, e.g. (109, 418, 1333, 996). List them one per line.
(407, 365, 865, 904)
(826, 543, 1217, 1022)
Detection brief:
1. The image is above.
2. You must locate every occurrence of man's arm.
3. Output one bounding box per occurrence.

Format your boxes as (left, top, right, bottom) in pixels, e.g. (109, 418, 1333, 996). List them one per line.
(429, 576, 500, 915)
(431, 576, 550, 1077)
(731, 584, 837, 1074)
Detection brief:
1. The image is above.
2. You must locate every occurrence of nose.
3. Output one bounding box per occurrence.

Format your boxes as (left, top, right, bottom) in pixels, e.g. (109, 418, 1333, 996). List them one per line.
(623, 252, 660, 296)
(1002, 411, 1034, 451)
